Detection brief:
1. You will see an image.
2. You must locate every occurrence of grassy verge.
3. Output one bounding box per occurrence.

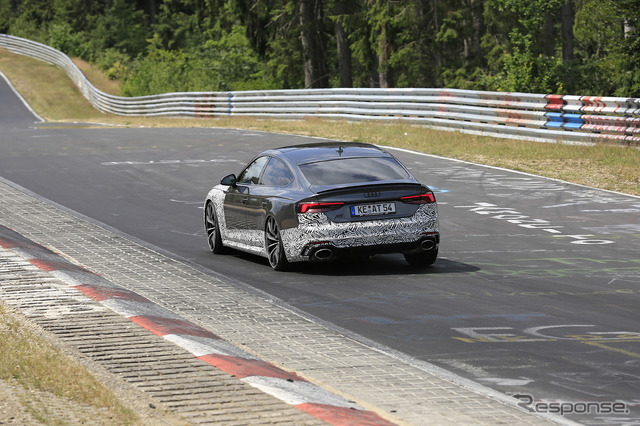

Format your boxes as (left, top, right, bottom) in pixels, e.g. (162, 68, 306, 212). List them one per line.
(0, 303, 139, 424)
(1, 48, 639, 197)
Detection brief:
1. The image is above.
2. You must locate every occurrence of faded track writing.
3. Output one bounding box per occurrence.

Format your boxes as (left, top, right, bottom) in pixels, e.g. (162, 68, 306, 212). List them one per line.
(455, 202, 615, 245)
(452, 325, 640, 344)
(468, 256, 640, 280)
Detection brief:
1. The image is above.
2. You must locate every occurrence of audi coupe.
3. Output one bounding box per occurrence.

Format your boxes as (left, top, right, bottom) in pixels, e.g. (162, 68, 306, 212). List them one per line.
(204, 143, 439, 270)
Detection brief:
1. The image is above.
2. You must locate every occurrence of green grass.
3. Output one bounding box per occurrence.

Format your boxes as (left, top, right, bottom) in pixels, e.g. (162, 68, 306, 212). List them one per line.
(0, 303, 140, 424)
(1, 47, 639, 196)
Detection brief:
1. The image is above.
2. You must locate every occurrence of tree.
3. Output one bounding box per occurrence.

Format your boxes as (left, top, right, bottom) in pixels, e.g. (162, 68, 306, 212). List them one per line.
(561, 0, 573, 62)
(480, 0, 572, 93)
(366, 0, 394, 87)
(5, 0, 640, 96)
(91, 0, 148, 56)
(332, 0, 352, 87)
(612, 0, 640, 96)
(299, 0, 329, 88)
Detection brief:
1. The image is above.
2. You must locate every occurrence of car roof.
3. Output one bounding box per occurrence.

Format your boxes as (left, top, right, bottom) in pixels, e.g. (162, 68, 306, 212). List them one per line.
(268, 142, 391, 165)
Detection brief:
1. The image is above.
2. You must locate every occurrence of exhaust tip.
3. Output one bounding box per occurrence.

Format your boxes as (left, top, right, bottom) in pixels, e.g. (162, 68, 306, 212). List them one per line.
(420, 239, 436, 251)
(313, 248, 334, 261)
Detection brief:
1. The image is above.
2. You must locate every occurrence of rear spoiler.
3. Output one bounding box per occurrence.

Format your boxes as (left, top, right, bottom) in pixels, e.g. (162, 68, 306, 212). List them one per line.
(312, 181, 425, 194)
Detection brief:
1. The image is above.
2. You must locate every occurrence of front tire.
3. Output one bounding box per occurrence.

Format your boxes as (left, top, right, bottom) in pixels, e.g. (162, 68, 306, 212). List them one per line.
(404, 248, 438, 267)
(265, 216, 288, 271)
(204, 202, 225, 254)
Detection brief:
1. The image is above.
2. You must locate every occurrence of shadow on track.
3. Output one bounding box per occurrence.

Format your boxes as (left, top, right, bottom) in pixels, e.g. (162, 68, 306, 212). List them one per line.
(217, 249, 479, 277)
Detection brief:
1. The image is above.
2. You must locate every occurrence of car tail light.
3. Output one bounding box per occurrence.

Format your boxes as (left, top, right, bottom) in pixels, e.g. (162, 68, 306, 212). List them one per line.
(400, 191, 435, 204)
(296, 202, 345, 213)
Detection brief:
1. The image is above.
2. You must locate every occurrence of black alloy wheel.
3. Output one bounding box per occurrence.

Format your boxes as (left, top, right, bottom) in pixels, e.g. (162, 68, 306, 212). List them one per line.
(205, 202, 225, 254)
(265, 216, 289, 271)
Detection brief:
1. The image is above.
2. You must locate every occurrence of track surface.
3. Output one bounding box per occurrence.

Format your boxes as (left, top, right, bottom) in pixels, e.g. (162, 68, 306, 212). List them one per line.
(1, 77, 639, 424)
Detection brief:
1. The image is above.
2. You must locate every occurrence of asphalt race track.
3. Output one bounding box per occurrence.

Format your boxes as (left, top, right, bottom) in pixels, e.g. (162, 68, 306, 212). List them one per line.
(2, 76, 639, 424)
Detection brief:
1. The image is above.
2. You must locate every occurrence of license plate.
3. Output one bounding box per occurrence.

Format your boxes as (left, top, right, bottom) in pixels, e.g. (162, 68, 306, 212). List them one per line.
(351, 202, 396, 217)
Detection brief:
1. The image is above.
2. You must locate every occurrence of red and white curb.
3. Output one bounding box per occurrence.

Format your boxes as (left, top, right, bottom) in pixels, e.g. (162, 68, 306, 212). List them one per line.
(0, 225, 395, 425)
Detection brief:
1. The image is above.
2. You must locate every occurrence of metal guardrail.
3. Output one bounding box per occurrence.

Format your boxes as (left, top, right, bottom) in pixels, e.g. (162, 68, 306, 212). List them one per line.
(2, 33, 639, 145)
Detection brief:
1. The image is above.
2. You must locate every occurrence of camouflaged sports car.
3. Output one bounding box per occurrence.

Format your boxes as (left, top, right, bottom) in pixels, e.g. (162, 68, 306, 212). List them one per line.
(204, 143, 439, 270)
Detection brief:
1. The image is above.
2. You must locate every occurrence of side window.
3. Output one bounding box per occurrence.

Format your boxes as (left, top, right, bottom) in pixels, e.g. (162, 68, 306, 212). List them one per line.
(260, 158, 294, 187)
(237, 156, 269, 185)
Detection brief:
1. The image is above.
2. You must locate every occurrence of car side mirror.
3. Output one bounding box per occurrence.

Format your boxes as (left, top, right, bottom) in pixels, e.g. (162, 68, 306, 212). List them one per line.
(221, 174, 237, 187)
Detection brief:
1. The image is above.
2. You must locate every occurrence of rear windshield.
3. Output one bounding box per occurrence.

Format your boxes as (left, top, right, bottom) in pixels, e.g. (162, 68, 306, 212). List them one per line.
(298, 157, 411, 186)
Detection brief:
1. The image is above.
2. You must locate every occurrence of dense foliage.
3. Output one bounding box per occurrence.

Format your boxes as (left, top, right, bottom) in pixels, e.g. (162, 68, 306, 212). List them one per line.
(2, 0, 639, 97)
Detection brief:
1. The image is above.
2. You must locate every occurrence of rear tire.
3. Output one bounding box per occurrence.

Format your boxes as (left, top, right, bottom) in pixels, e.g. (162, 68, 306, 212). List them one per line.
(265, 216, 289, 271)
(404, 249, 438, 267)
(204, 202, 225, 254)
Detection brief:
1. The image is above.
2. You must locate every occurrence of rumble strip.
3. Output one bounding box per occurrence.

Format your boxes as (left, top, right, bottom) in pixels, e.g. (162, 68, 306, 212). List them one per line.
(0, 224, 394, 425)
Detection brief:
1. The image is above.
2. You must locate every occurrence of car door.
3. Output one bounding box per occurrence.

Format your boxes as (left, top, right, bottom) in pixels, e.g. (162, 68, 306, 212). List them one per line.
(223, 156, 269, 242)
(245, 157, 294, 232)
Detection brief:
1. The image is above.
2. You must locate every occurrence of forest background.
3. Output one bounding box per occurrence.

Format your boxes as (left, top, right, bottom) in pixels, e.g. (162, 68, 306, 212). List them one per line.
(1, 0, 639, 98)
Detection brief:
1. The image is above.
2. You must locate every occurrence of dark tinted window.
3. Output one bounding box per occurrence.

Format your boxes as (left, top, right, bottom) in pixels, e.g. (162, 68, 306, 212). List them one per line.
(299, 157, 410, 186)
(260, 158, 294, 187)
(238, 156, 269, 184)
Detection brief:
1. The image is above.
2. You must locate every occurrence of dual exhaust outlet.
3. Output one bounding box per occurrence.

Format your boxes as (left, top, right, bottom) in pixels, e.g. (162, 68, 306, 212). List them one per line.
(309, 237, 436, 262)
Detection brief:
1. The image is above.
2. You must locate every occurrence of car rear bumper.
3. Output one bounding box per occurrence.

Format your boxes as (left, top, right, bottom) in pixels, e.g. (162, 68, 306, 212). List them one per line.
(281, 204, 439, 263)
(302, 233, 440, 262)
